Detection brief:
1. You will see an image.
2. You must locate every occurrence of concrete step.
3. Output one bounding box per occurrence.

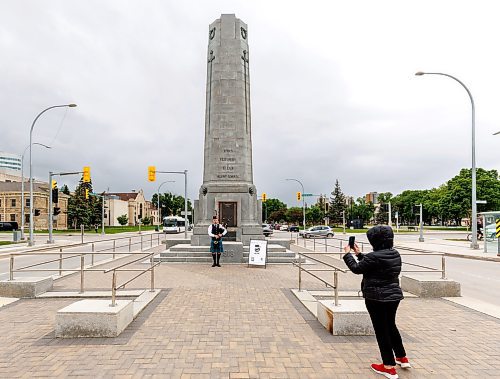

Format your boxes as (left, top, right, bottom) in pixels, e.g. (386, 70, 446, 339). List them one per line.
(161, 250, 296, 258)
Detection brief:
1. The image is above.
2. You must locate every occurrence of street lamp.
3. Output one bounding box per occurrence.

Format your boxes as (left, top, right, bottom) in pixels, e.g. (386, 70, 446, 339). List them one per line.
(28, 104, 77, 246)
(157, 180, 175, 226)
(415, 72, 479, 249)
(285, 178, 306, 232)
(20, 142, 51, 240)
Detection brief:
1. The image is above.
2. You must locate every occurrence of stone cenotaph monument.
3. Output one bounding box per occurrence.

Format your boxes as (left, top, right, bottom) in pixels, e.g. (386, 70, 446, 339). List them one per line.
(191, 14, 263, 248)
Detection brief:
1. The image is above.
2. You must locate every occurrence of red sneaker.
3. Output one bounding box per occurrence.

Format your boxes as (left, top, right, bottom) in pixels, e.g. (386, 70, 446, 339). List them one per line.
(371, 363, 399, 379)
(395, 357, 411, 369)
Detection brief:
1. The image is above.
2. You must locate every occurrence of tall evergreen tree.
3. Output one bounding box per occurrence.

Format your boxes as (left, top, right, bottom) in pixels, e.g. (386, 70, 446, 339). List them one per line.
(329, 179, 346, 225)
(67, 176, 102, 228)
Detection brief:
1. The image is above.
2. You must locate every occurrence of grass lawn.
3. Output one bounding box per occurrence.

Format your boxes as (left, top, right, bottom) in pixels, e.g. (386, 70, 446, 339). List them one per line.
(0, 241, 15, 246)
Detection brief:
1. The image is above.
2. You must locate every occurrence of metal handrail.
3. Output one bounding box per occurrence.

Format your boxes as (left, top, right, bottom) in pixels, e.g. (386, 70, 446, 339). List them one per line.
(294, 252, 347, 306)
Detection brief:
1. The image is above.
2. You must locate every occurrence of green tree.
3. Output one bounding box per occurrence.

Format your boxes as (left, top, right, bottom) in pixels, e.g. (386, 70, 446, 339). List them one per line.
(151, 192, 192, 219)
(268, 209, 287, 223)
(328, 179, 346, 225)
(286, 207, 303, 225)
(262, 198, 287, 222)
(375, 192, 393, 224)
(67, 177, 102, 228)
(60, 184, 70, 195)
(349, 197, 375, 223)
(141, 216, 152, 226)
(306, 206, 323, 224)
(117, 214, 128, 226)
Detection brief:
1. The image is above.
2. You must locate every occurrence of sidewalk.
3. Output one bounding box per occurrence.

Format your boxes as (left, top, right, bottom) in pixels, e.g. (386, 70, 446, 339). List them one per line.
(0, 255, 499, 378)
(395, 239, 500, 262)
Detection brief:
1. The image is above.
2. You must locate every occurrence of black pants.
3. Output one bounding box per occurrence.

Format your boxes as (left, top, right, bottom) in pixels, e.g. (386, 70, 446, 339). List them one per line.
(365, 299, 406, 366)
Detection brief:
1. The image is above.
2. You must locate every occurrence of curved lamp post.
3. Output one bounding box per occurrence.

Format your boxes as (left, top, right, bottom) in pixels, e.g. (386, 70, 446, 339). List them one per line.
(286, 178, 306, 231)
(415, 72, 478, 249)
(157, 180, 175, 226)
(28, 104, 77, 246)
(20, 142, 51, 240)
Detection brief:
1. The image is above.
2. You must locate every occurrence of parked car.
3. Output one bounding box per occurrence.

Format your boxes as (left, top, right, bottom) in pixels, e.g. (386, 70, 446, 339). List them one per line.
(280, 224, 289, 231)
(289, 225, 299, 232)
(0, 222, 19, 231)
(273, 224, 281, 230)
(262, 224, 273, 237)
(299, 225, 334, 238)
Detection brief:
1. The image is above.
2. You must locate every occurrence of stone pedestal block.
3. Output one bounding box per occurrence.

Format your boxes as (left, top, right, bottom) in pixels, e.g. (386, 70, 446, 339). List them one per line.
(220, 241, 244, 263)
(317, 300, 374, 336)
(56, 299, 134, 338)
(401, 275, 461, 298)
(0, 277, 53, 298)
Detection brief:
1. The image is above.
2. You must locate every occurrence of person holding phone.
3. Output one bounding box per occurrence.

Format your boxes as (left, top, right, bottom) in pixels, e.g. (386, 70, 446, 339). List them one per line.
(343, 226, 410, 379)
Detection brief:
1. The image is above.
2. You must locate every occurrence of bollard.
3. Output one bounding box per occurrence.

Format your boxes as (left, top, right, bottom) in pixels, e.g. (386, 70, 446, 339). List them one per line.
(80, 255, 85, 294)
(110, 271, 117, 307)
(59, 248, 63, 276)
(9, 255, 14, 281)
(298, 254, 302, 292)
(441, 255, 446, 279)
(334, 271, 339, 306)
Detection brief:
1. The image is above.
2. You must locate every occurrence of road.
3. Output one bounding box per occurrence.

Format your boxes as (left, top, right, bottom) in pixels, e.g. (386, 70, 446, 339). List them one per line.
(270, 230, 500, 307)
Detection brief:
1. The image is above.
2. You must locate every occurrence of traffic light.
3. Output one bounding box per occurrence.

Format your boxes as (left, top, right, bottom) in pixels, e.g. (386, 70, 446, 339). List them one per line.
(51, 180, 57, 189)
(52, 187, 59, 203)
(83, 166, 91, 183)
(34, 209, 40, 216)
(148, 166, 156, 182)
(262, 193, 267, 202)
(85, 189, 89, 200)
(297, 192, 302, 201)
(53, 207, 61, 216)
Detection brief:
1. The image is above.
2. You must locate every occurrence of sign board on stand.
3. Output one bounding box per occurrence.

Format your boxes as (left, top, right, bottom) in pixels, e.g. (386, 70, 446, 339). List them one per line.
(248, 239, 268, 268)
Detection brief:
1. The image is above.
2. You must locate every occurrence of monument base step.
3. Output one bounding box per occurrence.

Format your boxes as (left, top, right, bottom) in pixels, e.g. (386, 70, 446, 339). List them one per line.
(156, 244, 297, 264)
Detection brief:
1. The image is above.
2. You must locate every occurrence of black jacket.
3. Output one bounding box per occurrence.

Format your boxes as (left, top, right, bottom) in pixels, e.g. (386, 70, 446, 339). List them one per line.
(343, 248, 403, 302)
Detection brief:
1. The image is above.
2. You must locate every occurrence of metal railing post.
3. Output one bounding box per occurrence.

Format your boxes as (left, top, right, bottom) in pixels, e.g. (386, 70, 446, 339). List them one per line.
(150, 234, 153, 248)
(339, 240, 343, 252)
(157, 233, 160, 246)
(298, 254, 302, 292)
(9, 255, 14, 281)
(111, 270, 117, 307)
(91, 243, 95, 266)
(129, 237, 131, 252)
(441, 255, 446, 279)
(141, 235, 143, 251)
(313, 238, 316, 251)
(325, 237, 327, 252)
(59, 248, 63, 276)
(80, 254, 85, 294)
(150, 254, 155, 292)
(113, 240, 116, 259)
(334, 271, 339, 306)
(81, 224, 84, 244)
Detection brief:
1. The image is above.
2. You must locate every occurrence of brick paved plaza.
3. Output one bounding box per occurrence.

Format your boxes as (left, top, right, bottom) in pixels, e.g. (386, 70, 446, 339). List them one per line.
(0, 251, 499, 378)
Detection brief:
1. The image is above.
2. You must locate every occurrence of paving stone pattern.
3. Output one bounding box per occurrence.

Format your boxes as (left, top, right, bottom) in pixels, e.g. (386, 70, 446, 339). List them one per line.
(0, 255, 499, 378)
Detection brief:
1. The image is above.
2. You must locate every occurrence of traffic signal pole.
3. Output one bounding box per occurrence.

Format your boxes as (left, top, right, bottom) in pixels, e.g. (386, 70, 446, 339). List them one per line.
(47, 170, 83, 244)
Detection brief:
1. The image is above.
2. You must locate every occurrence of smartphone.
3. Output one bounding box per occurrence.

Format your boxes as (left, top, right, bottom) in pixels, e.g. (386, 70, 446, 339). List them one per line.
(348, 236, 355, 249)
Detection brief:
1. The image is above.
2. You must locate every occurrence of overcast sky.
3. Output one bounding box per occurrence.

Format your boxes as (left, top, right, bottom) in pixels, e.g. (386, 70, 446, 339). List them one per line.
(1, 0, 499, 207)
